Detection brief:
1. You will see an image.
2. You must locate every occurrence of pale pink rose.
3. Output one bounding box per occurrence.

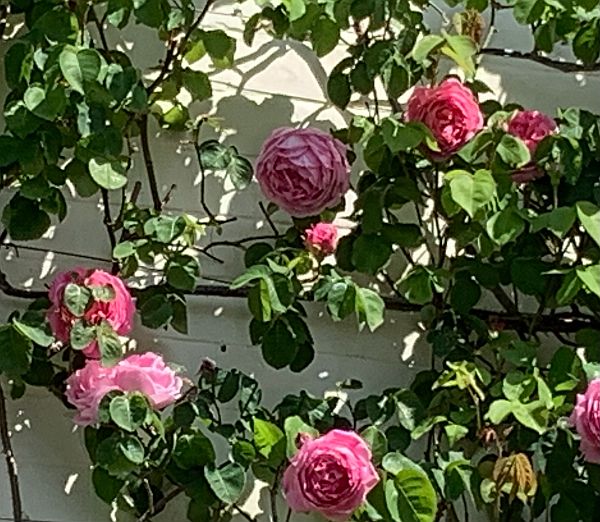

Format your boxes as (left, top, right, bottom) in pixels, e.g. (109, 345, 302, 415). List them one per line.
(65, 360, 120, 426)
(282, 429, 379, 521)
(46, 268, 135, 359)
(305, 222, 338, 256)
(507, 110, 557, 154)
(570, 379, 600, 463)
(256, 127, 350, 217)
(406, 77, 483, 159)
(112, 352, 183, 409)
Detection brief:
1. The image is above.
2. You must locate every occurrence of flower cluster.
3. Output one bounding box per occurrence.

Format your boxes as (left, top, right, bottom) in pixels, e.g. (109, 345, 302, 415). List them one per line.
(65, 352, 183, 426)
(47, 268, 135, 358)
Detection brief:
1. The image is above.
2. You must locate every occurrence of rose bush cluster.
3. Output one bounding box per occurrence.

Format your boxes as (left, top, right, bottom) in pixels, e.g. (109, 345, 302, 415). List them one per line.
(47, 268, 135, 358)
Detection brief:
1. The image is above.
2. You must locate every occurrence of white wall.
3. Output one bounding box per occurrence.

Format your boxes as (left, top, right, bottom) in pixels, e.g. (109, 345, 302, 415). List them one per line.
(1, 1, 600, 521)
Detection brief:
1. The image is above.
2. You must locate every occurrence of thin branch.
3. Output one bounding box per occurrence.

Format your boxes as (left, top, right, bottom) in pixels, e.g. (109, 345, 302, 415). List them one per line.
(0, 380, 24, 522)
(137, 486, 184, 522)
(480, 47, 600, 73)
(100, 189, 118, 264)
(232, 504, 256, 522)
(139, 115, 162, 212)
(259, 202, 279, 236)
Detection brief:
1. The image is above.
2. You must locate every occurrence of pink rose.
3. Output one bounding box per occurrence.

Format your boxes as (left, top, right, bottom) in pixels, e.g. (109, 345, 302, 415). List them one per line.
(305, 222, 338, 256)
(65, 361, 120, 426)
(507, 110, 557, 184)
(46, 268, 135, 358)
(112, 352, 183, 409)
(282, 429, 379, 521)
(65, 352, 184, 426)
(507, 110, 557, 154)
(256, 127, 350, 217)
(406, 77, 483, 159)
(570, 379, 600, 463)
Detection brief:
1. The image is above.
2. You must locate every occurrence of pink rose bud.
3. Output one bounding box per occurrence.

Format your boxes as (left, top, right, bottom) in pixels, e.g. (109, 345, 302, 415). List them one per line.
(282, 429, 379, 521)
(305, 222, 338, 256)
(571, 379, 600, 463)
(256, 127, 350, 217)
(507, 110, 557, 154)
(406, 77, 484, 159)
(47, 268, 136, 358)
(65, 352, 184, 426)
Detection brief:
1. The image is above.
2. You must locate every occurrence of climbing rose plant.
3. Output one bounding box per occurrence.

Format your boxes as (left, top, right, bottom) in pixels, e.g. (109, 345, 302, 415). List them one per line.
(0, 0, 600, 521)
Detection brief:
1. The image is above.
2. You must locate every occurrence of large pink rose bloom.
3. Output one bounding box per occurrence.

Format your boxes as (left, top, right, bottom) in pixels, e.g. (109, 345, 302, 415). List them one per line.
(256, 127, 350, 217)
(406, 77, 483, 159)
(282, 429, 379, 521)
(305, 222, 338, 256)
(65, 352, 184, 426)
(112, 352, 183, 409)
(570, 379, 600, 463)
(65, 361, 120, 426)
(46, 268, 135, 358)
(507, 110, 557, 153)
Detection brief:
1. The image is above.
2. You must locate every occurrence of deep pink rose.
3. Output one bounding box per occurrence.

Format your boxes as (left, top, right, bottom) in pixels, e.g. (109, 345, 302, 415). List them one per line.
(112, 352, 183, 409)
(305, 222, 338, 256)
(507, 110, 557, 154)
(65, 361, 120, 426)
(256, 127, 350, 217)
(406, 77, 483, 159)
(282, 429, 379, 521)
(507, 110, 557, 184)
(570, 379, 600, 463)
(65, 352, 184, 426)
(46, 268, 135, 358)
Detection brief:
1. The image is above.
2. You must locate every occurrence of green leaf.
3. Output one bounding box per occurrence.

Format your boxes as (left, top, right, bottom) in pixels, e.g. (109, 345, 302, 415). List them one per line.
(351, 234, 392, 274)
(198, 140, 232, 170)
(556, 271, 582, 306)
(448, 169, 495, 218)
(113, 241, 137, 259)
(70, 320, 97, 350)
(441, 35, 477, 77)
(133, 0, 163, 27)
(361, 426, 388, 464)
(577, 265, 600, 298)
(166, 255, 200, 291)
(486, 207, 525, 245)
(0, 136, 23, 167)
(387, 469, 437, 522)
(497, 134, 531, 167)
(109, 394, 148, 432)
(2, 194, 51, 241)
(33, 8, 79, 42)
(410, 35, 444, 63)
(284, 416, 318, 458)
(282, 0, 306, 20)
(173, 431, 216, 469)
(253, 418, 285, 459)
(182, 70, 212, 101)
(202, 30, 236, 66)
(262, 320, 297, 369)
(530, 207, 576, 238)
(310, 17, 340, 56)
(23, 85, 66, 121)
(97, 326, 123, 366)
(119, 435, 145, 464)
(513, 0, 545, 24)
(381, 119, 424, 153)
(64, 283, 91, 316)
(92, 467, 124, 504)
(226, 153, 253, 190)
(355, 287, 385, 332)
(88, 159, 128, 190)
(573, 23, 600, 65)
(327, 71, 351, 109)
(59, 47, 102, 95)
(12, 319, 53, 347)
(0, 326, 33, 377)
(397, 267, 433, 305)
(204, 463, 246, 505)
(576, 201, 600, 248)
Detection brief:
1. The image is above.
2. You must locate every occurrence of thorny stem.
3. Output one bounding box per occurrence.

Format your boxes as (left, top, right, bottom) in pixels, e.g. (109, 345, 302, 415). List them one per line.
(259, 202, 280, 236)
(0, 379, 23, 522)
(480, 47, 600, 72)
